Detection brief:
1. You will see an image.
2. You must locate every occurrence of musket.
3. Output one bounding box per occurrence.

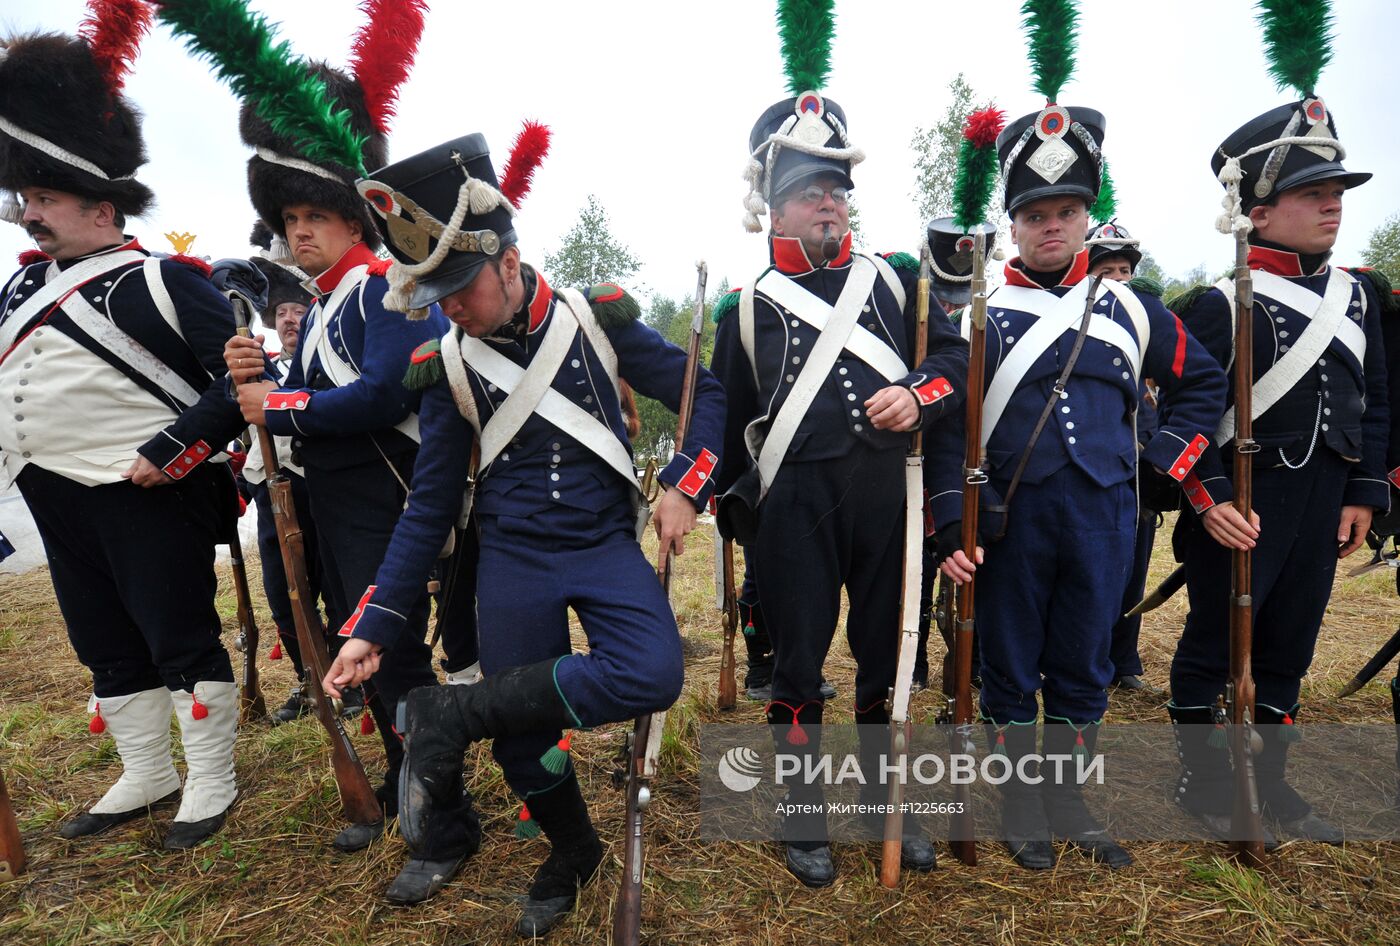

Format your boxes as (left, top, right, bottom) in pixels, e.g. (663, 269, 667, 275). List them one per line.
(716, 533, 739, 711)
(614, 261, 707, 946)
(1338, 621, 1400, 698)
(1221, 220, 1266, 866)
(0, 767, 24, 881)
(879, 246, 933, 887)
(228, 528, 266, 722)
(229, 293, 382, 828)
(946, 229, 989, 868)
(1124, 564, 1186, 617)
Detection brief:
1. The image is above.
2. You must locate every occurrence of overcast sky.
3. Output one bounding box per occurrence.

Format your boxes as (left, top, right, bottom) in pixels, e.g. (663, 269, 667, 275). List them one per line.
(2, 0, 1396, 301)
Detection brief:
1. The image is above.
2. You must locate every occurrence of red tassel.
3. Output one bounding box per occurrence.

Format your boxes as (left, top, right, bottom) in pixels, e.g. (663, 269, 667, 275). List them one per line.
(190, 695, 208, 720)
(89, 703, 106, 734)
(361, 713, 375, 735)
(268, 641, 282, 660)
(786, 720, 809, 746)
(349, 0, 430, 134)
(79, 0, 153, 95)
(1075, 732, 1085, 748)
(499, 121, 553, 207)
(1283, 713, 1294, 726)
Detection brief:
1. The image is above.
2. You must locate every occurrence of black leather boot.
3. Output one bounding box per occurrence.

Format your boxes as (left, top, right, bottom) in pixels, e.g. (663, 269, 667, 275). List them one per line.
(1392, 679, 1400, 811)
(398, 660, 577, 860)
(1040, 720, 1132, 868)
(770, 700, 834, 887)
(1255, 704, 1342, 845)
(515, 776, 604, 938)
(992, 722, 1055, 870)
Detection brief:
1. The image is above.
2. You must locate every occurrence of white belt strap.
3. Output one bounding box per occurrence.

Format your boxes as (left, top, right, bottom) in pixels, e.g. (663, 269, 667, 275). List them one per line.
(0, 251, 145, 355)
(755, 255, 879, 492)
(60, 290, 202, 409)
(466, 307, 577, 469)
(757, 266, 909, 382)
(1215, 268, 1358, 446)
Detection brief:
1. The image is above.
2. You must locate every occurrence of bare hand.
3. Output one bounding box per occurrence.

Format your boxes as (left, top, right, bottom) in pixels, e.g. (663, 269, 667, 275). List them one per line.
(237, 381, 277, 426)
(122, 454, 172, 488)
(1337, 505, 1373, 559)
(324, 637, 383, 699)
(865, 385, 920, 432)
(653, 486, 698, 574)
(939, 547, 984, 585)
(1202, 504, 1260, 550)
(224, 334, 267, 385)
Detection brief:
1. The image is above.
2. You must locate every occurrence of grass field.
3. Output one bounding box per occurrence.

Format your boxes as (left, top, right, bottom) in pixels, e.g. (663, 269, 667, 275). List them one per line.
(2, 515, 1400, 945)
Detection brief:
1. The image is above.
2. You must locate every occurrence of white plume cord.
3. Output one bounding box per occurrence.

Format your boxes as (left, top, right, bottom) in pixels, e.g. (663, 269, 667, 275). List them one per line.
(254, 147, 347, 184)
(0, 115, 137, 182)
(1214, 134, 1344, 236)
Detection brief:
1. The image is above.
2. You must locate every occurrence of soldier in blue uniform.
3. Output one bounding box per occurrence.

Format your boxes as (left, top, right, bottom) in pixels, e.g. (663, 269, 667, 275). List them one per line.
(1084, 220, 1166, 696)
(0, 20, 245, 849)
(315, 132, 725, 933)
(934, 103, 1227, 871)
(1165, 92, 1387, 847)
(221, 64, 446, 855)
(711, 86, 969, 886)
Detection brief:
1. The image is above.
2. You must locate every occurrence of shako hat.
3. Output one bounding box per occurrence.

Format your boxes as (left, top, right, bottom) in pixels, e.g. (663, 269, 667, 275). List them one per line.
(1085, 219, 1142, 271)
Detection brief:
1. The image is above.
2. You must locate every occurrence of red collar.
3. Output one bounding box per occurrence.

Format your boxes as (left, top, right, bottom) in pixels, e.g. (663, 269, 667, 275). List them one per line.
(1247, 244, 1327, 277)
(771, 230, 853, 274)
(311, 243, 381, 294)
(1003, 248, 1089, 289)
(527, 270, 552, 333)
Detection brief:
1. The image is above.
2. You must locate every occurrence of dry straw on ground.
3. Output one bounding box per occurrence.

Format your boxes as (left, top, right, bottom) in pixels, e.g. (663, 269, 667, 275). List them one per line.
(2, 515, 1399, 944)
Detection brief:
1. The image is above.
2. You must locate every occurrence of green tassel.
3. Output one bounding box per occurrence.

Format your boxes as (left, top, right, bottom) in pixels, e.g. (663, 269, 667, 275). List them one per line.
(880, 251, 919, 275)
(991, 730, 1007, 756)
(402, 339, 443, 390)
(154, 0, 368, 173)
(585, 284, 641, 329)
(1021, 0, 1080, 103)
(514, 804, 542, 839)
(1207, 723, 1229, 750)
(776, 0, 836, 95)
(538, 733, 572, 775)
(742, 621, 756, 638)
(711, 288, 741, 324)
(1071, 727, 1088, 761)
(1257, 0, 1334, 96)
(1090, 159, 1117, 225)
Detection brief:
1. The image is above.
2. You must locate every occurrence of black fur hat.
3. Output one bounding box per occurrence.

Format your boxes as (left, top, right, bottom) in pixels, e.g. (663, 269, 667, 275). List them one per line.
(240, 63, 386, 251)
(250, 256, 312, 328)
(0, 32, 154, 217)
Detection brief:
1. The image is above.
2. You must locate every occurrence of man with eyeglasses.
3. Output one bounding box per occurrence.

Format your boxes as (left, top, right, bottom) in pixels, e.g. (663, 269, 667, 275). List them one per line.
(711, 92, 968, 887)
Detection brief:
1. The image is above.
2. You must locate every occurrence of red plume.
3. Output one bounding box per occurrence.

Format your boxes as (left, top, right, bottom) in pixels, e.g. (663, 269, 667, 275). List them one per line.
(350, 0, 429, 135)
(79, 0, 153, 95)
(499, 121, 552, 207)
(962, 106, 1007, 149)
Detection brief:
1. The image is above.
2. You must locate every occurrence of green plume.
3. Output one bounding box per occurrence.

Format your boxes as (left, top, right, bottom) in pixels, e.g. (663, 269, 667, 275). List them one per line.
(154, 0, 367, 173)
(1020, 0, 1079, 102)
(953, 145, 999, 234)
(1090, 159, 1117, 225)
(1257, 0, 1333, 96)
(776, 0, 835, 95)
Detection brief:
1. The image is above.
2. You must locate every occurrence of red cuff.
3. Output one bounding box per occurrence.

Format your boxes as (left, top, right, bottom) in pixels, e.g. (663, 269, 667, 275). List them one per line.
(264, 391, 311, 411)
(676, 448, 718, 498)
(912, 376, 954, 406)
(1168, 434, 1209, 482)
(1389, 466, 1400, 490)
(339, 586, 377, 637)
(1182, 472, 1215, 514)
(162, 440, 211, 480)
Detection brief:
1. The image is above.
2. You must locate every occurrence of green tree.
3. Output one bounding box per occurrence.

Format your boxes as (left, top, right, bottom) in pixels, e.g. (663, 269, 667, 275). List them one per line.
(1362, 211, 1400, 282)
(846, 196, 864, 247)
(630, 280, 726, 461)
(909, 74, 1002, 224)
(542, 194, 642, 288)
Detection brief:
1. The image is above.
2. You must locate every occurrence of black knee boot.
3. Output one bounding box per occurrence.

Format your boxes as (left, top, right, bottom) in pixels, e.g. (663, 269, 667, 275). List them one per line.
(769, 700, 833, 887)
(1391, 679, 1400, 810)
(991, 722, 1055, 870)
(1040, 720, 1132, 868)
(1255, 704, 1342, 844)
(516, 776, 605, 938)
(398, 659, 578, 859)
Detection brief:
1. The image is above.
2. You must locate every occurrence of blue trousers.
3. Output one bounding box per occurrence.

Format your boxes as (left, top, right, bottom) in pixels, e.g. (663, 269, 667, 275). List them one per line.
(476, 522, 683, 797)
(977, 466, 1135, 724)
(1170, 450, 1349, 710)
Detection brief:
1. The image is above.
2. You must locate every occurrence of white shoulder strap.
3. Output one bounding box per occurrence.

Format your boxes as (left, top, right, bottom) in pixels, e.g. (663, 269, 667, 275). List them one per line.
(441, 327, 481, 435)
(469, 309, 578, 469)
(865, 252, 907, 311)
(0, 250, 144, 356)
(739, 282, 759, 387)
(143, 257, 184, 339)
(561, 288, 621, 397)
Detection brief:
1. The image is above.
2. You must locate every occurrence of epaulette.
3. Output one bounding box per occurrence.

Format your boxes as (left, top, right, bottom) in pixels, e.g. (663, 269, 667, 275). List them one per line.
(367, 257, 393, 278)
(17, 249, 50, 267)
(880, 251, 919, 274)
(585, 283, 640, 329)
(1126, 274, 1164, 298)
(403, 338, 443, 390)
(166, 254, 213, 278)
(1342, 267, 1398, 313)
(1164, 283, 1213, 315)
(712, 287, 742, 324)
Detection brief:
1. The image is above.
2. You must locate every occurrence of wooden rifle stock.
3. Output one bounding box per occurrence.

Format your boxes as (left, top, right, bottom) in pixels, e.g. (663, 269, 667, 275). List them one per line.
(0, 767, 24, 880)
(614, 261, 708, 946)
(228, 529, 267, 722)
(880, 247, 933, 887)
(1225, 230, 1266, 866)
(230, 300, 381, 826)
(947, 230, 989, 867)
(717, 537, 739, 710)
